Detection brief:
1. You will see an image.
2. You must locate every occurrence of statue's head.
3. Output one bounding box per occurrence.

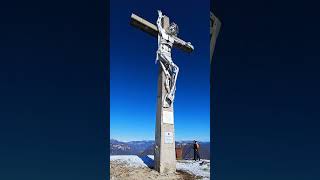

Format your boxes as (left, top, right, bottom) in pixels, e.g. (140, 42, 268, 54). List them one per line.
(167, 22, 179, 36)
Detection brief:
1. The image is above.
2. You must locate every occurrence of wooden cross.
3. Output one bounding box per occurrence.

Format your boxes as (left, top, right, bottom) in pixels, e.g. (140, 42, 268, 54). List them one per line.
(130, 13, 194, 53)
(129, 12, 193, 173)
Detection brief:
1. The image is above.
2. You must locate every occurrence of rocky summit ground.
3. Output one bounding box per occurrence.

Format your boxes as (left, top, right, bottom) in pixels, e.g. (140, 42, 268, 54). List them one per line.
(110, 155, 210, 180)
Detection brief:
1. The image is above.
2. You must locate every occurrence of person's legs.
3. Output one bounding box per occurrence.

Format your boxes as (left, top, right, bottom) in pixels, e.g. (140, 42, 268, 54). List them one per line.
(197, 151, 201, 161)
(194, 149, 196, 161)
(195, 150, 200, 161)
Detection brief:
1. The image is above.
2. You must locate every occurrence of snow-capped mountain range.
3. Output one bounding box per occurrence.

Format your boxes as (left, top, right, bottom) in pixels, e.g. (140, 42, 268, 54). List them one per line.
(110, 139, 210, 160)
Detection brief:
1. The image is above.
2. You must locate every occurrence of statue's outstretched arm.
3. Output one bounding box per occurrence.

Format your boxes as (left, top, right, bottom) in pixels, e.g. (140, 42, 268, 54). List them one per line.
(173, 37, 194, 51)
(156, 10, 165, 36)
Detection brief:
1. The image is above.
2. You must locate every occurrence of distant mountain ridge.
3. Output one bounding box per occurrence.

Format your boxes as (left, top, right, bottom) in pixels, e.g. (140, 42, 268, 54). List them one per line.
(110, 139, 210, 160)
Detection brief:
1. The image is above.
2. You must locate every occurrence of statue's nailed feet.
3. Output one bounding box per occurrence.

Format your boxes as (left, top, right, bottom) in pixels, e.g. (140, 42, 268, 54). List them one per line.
(163, 94, 174, 108)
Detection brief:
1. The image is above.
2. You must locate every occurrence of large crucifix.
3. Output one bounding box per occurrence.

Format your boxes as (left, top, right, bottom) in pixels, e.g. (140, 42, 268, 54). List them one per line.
(130, 10, 194, 173)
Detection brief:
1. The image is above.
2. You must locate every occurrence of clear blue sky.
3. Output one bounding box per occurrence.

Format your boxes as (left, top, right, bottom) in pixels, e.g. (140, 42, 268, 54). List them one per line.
(110, 0, 210, 141)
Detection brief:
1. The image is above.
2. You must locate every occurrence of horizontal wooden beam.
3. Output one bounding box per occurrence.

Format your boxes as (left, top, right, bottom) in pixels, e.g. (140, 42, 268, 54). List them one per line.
(173, 36, 194, 53)
(130, 13, 158, 37)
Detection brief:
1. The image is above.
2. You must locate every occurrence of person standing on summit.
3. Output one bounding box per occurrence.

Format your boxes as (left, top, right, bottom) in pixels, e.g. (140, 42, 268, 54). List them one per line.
(193, 140, 201, 161)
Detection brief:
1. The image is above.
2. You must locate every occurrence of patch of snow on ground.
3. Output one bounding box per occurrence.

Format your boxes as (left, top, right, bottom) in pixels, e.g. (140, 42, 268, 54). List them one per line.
(110, 155, 210, 179)
(110, 155, 149, 168)
(176, 159, 210, 179)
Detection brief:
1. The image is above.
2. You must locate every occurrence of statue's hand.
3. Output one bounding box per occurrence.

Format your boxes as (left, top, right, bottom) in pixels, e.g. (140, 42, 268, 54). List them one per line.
(157, 10, 163, 17)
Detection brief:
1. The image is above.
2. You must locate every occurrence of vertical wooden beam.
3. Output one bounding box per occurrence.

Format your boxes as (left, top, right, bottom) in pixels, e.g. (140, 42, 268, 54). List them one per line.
(154, 15, 177, 174)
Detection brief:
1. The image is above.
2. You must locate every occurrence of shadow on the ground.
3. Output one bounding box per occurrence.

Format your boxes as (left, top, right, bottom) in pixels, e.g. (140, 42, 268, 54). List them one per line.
(139, 155, 154, 169)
